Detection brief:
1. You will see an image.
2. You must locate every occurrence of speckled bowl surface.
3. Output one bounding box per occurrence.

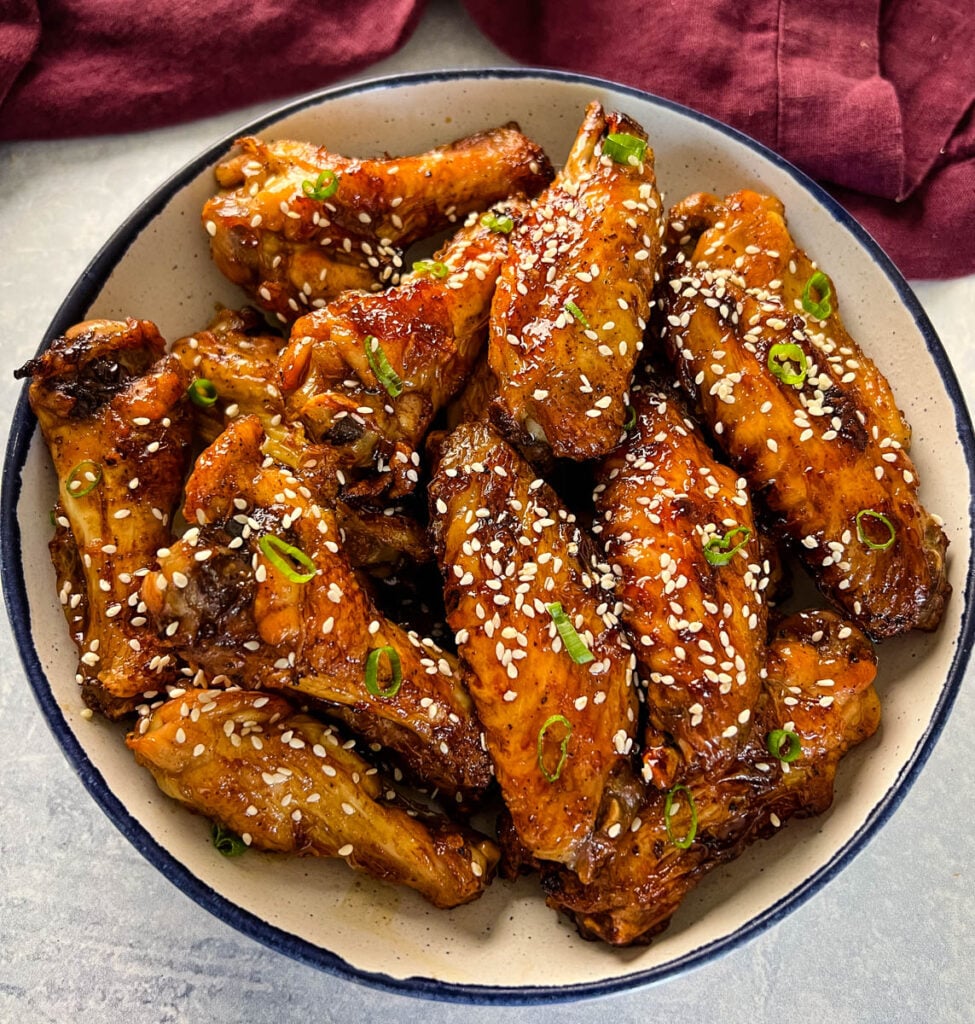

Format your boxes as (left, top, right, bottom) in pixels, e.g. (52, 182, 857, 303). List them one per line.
(3, 69, 973, 1004)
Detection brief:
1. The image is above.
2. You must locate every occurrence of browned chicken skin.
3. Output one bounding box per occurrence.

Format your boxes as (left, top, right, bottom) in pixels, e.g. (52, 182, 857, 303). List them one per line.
(128, 689, 499, 908)
(16, 319, 193, 717)
(543, 610, 881, 945)
(659, 189, 949, 638)
(594, 383, 770, 786)
(204, 128, 553, 323)
(489, 101, 662, 459)
(429, 420, 641, 881)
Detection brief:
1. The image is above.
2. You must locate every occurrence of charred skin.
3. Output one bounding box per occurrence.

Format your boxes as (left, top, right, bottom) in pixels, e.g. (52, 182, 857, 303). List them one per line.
(658, 190, 949, 638)
(18, 319, 193, 717)
(542, 610, 881, 945)
(594, 384, 769, 786)
(139, 415, 492, 802)
(489, 101, 663, 460)
(204, 127, 553, 324)
(429, 420, 641, 882)
(127, 689, 499, 908)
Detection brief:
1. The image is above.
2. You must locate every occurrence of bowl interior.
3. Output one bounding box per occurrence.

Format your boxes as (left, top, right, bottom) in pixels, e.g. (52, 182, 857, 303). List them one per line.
(7, 71, 973, 1000)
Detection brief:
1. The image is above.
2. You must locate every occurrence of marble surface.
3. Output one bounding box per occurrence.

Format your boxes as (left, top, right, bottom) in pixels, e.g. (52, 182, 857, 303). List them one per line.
(1, 3, 973, 1020)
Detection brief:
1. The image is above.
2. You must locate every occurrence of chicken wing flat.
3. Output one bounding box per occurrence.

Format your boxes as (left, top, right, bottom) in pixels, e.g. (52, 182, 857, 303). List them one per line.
(593, 383, 769, 786)
(128, 689, 498, 908)
(204, 128, 553, 323)
(542, 609, 881, 945)
(429, 420, 641, 881)
(488, 101, 662, 460)
(17, 319, 193, 718)
(139, 415, 491, 801)
(280, 205, 521, 497)
(659, 189, 949, 638)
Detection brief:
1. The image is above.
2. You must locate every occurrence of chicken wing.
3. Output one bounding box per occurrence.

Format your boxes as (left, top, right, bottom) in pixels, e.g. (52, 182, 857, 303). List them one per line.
(429, 420, 641, 881)
(139, 415, 492, 801)
(128, 689, 498, 908)
(489, 101, 662, 459)
(593, 383, 769, 786)
(204, 127, 553, 323)
(16, 319, 193, 718)
(659, 189, 949, 638)
(542, 609, 881, 945)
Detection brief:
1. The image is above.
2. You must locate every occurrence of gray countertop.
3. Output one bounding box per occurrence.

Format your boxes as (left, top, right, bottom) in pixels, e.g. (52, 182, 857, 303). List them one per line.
(2, 3, 973, 1021)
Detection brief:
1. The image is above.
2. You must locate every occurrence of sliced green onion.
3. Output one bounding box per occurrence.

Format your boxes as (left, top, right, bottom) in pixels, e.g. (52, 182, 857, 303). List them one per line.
(855, 509, 896, 551)
(546, 602, 595, 664)
(664, 784, 698, 849)
(412, 259, 450, 278)
(766, 728, 801, 763)
(258, 533, 316, 583)
(801, 270, 832, 320)
(537, 714, 572, 783)
(703, 525, 752, 566)
(624, 405, 637, 431)
(364, 645, 403, 698)
(211, 822, 247, 857)
(187, 378, 219, 407)
(602, 132, 647, 165)
(66, 460, 102, 498)
(301, 169, 340, 201)
(564, 300, 589, 328)
(480, 211, 514, 234)
(363, 335, 404, 398)
(767, 342, 808, 387)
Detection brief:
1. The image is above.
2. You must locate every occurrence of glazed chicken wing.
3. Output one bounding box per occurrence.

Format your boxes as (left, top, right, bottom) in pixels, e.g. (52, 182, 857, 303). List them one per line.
(139, 415, 492, 801)
(594, 383, 769, 786)
(429, 420, 641, 881)
(543, 610, 881, 945)
(489, 101, 662, 459)
(204, 128, 553, 323)
(17, 319, 193, 718)
(128, 689, 498, 908)
(659, 190, 949, 638)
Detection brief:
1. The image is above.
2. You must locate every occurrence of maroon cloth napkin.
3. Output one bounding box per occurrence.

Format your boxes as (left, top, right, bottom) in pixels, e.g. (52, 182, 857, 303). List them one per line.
(2, 0, 973, 279)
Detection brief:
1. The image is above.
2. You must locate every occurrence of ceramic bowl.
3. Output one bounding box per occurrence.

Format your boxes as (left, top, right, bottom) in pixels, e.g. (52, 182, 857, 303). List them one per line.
(3, 69, 973, 1003)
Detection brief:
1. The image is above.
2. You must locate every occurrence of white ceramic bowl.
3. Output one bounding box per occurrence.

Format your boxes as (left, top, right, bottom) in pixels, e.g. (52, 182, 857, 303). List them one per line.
(3, 69, 973, 1003)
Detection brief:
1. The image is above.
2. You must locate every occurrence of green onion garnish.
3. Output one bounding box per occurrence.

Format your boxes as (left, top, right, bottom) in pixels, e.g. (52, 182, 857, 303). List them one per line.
(480, 212, 514, 234)
(766, 729, 801, 763)
(801, 270, 832, 320)
(855, 509, 896, 551)
(546, 602, 595, 664)
(703, 525, 751, 566)
(364, 645, 403, 698)
(767, 342, 808, 387)
(412, 259, 450, 278)
(624, 405, 637, 431)
(564, 300, 589, 328)
(363, 335, 404, 398)
(301, 169, 340, 201)
(258, 533, 316, 583)
(66, 460, 102, 498)
(537, 714, 572, 782)
(187, 378, 219, 407)
(602, 132, 648, 165)
(664, 784, 698, 849)
(211, 822, 247, 857)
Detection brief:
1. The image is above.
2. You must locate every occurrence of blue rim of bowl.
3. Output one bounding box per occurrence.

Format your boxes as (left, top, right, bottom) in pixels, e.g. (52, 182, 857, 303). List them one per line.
(3, 67, 974, 1005)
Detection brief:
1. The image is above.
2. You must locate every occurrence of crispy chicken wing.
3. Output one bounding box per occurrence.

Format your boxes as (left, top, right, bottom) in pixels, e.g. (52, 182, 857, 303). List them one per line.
(659, 189, 949, 638)
(205, 128, 553, 323)
(429, 420, 641, 881)
(128, 689, 498, 908)
(543, 609, 881, 945)
(17, 319, 193, 717)
(489, 101, 662, 459)
(593, 384, 769, 786)
(139, 415, 491, 801)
